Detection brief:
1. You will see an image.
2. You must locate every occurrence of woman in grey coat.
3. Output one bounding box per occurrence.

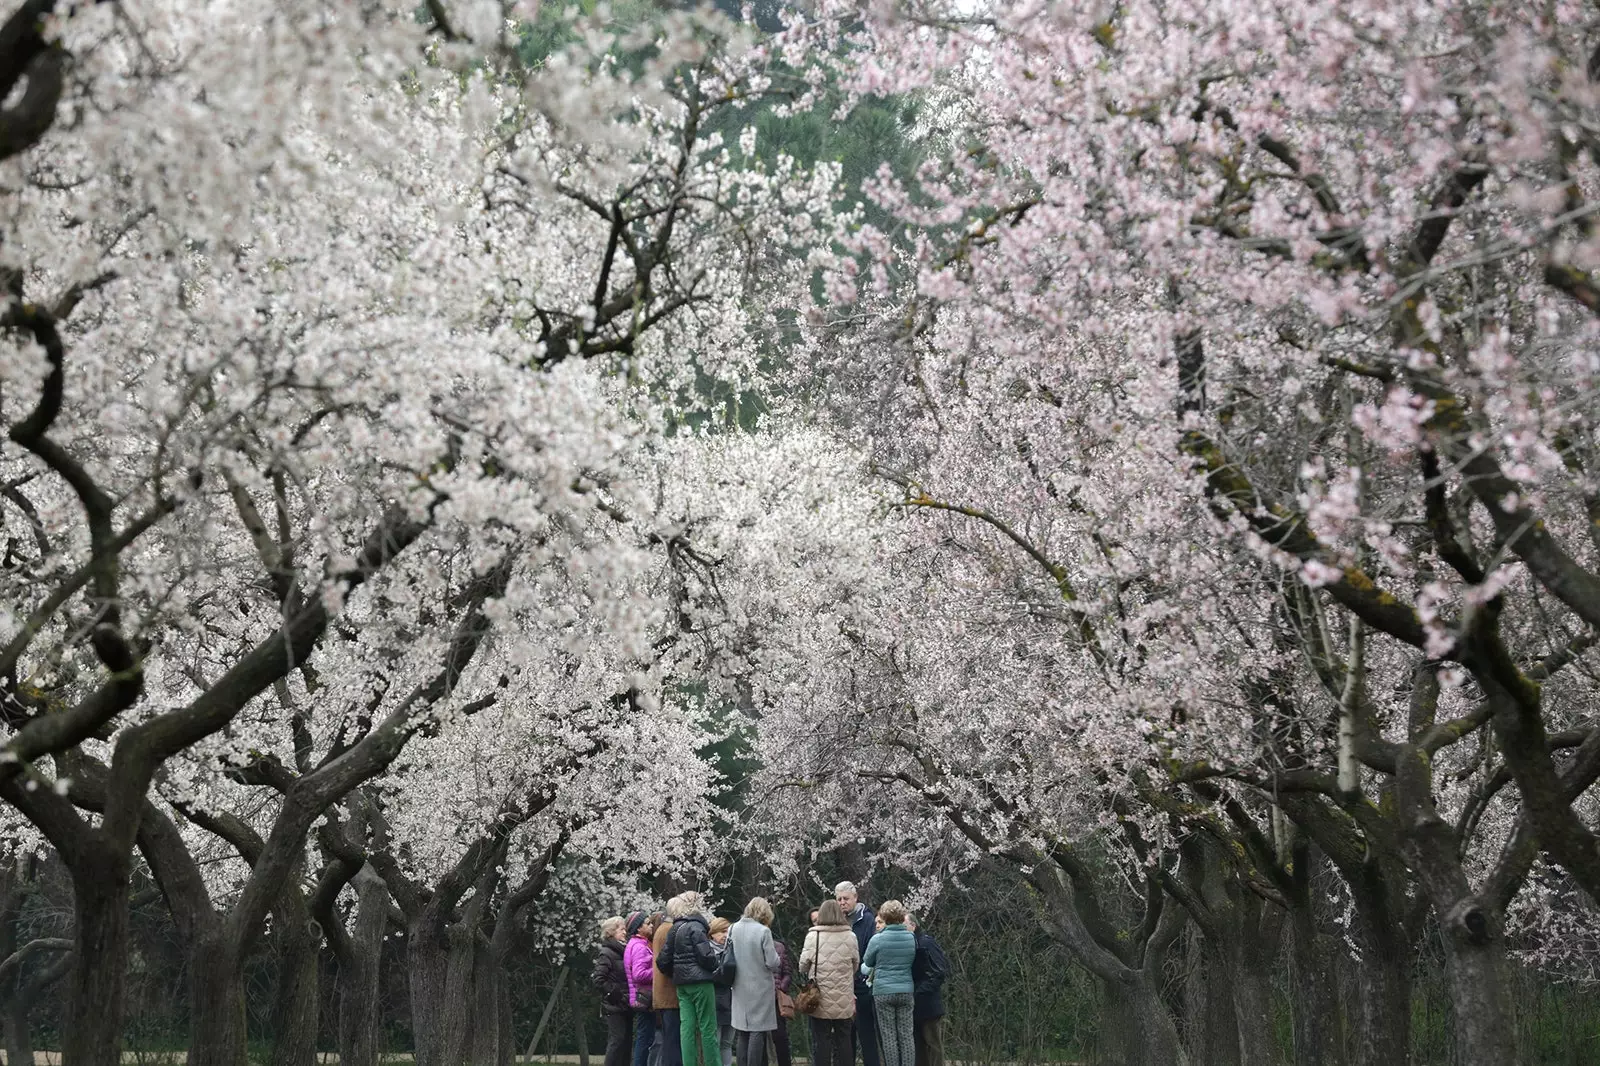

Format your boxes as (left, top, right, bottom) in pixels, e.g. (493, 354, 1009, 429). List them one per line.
(729, 897, 783, 1066)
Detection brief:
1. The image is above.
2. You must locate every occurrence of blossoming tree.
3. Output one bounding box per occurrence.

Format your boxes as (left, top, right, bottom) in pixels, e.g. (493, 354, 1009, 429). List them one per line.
(0, 0, 843, 1062)
(753, 2, 1600, 1065)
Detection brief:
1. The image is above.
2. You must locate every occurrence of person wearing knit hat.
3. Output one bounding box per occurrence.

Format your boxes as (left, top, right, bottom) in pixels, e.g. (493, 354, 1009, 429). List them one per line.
(626, 910, 661, 1066)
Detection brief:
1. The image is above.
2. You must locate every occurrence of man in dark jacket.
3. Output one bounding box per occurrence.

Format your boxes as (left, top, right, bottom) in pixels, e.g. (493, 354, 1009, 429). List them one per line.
(906, 915, 948, 1066)
(661, 895, 720, 1066)
(835, 881, 879, 1066)
(595, 916, 635, 1066)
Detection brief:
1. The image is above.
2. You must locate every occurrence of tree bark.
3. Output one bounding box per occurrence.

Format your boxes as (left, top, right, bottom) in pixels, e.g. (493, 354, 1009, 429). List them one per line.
(470, 936, 503, 1066)
(1351, 912, 1410, 1066)
(1095, 978, 1133, 1066)
(62, 846, 132, 1066)
(2, 989, 34, 1066)
(186, 923, 249, 1066)
(0, 857, 29, 1066)
(1394, 669, 1520, 1065)
(269, 889, 321, 1066)
(495, 969, 516, 1066)
(338, 865, 391, 1066)
(1228, 892, 1280, 1066)
(1433, 908, 1518, 1065)
(1287, 845, 1345, 1066)
(1122, 970, 1188, 1066)
(410, 922, 478, 1066)
(1177, 925, 1238, 1066)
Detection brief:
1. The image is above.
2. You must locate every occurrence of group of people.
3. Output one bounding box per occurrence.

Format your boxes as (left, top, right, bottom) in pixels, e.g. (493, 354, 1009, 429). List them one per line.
(593, 882, 949, 1066)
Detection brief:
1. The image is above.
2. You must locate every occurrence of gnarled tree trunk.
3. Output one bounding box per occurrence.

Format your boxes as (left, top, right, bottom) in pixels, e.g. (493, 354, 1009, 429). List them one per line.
(338, 865, 391, 1066)
(1122, 971, 1188, 1066)
(187, 922, 249, 1066)
(270, 887, 322, 1066)
(1287, 845, 1346, 1066)
(1229, 891, 1281, 1066)
(1351, 908, 1411, 1066)
(63, 847, 133, 1066)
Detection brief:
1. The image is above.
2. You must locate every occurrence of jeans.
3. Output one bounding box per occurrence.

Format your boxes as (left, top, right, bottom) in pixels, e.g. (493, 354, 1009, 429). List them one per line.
(734, 1029, 770, 1066)
(634, 1010, 658, 1066)
(913, 1017, 942, 1066)
(606, 1012, 635, 1066)
(678, 982, 720, 1066)
(852, 993, 880, 1066)
(812, 1018, 853, 1066)
(873, 995, 914, 1066)
(660, 1009, 682, 1066)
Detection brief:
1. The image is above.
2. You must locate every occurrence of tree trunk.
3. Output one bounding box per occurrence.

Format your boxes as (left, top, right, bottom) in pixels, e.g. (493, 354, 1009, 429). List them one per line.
(62, 850, 132, 1066)
(0, 859, 31, 1066)
(2, 989, 34, 1066)
(495, 969, 516, 1066)
(469, 938, 502, 1066)
(410, 930, 452, 1066)
(186, 925, 249, 1066)
(1289, 905, 1343, 1066)
(1287, 853, 1345, 1066)
(1394, 687, 1521, 1066)
(1230, 942, 1276, 1066)
(1351, 923, 1410, 1066)
(1230, 892, 1282, 1066)
(338, 866, 390, 1066)
(410, 924, 476, 1066)
(1096, 978, 1133, 1066)
(269, 895, 321, 1066)
(1195, 937, 1241, 1066)
(1123, 971, 1188, 1066)
(1433, 908, 1518, 1066)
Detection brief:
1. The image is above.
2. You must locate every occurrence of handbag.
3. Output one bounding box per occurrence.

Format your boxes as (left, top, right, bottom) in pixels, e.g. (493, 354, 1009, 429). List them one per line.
(792, 931, 822, 1015)
(792, 981, 822, 1016)
(712, 940, 738, 987)
(777, 989, 796, 1019)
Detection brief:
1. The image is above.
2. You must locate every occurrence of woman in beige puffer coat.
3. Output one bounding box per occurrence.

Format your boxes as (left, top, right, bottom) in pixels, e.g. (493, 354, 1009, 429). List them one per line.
(798, 900, 859, 1066)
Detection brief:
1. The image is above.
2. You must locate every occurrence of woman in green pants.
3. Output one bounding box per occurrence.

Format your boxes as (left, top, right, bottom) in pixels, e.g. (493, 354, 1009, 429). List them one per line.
(660, 893, 721, 1066)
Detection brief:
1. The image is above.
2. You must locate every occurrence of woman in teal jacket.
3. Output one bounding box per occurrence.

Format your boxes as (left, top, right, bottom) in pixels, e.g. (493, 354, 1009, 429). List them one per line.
(860, 900, 917, 1066)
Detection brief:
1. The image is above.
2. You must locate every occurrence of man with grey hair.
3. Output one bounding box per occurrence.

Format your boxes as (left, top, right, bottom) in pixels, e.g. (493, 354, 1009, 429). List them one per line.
(835, 882, 879, 1066)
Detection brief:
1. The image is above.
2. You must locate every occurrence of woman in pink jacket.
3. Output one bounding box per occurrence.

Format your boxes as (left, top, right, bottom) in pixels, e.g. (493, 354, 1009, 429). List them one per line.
(626, 912, 661, 1066)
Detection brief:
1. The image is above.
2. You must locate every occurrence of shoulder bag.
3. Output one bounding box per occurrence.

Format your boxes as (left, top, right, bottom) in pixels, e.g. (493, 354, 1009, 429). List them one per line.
(792, 931, 823, 1015)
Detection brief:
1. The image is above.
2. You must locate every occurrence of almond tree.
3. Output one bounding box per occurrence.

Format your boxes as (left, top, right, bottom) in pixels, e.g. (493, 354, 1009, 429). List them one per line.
(0, 1, 841, 1062)
(760, 2, 1600, 1065)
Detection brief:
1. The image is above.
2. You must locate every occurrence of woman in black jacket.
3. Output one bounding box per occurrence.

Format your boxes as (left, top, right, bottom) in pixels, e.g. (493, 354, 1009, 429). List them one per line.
(661, 894, 721, 1066)
(595, 916, 634, 1066)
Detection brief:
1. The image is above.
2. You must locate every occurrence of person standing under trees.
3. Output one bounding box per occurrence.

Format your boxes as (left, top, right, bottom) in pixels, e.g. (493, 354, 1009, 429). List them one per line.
(861, 901, 916, 1066)
(835, 882, 879, 1066)
(665, 893, 721, 1066)
(800, 900, 859, 1066)
(710, 917, 736, 1066)
(905, 915, 948, 1066)
(654, 899, 685, 1066)
(595, 917, 634, 1066)
(730, 897, 784, 1066)
(772, 934, 795, 1066)
(627, 913, 660, 1066)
